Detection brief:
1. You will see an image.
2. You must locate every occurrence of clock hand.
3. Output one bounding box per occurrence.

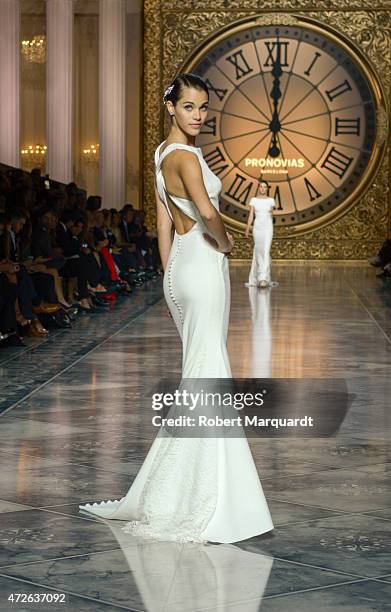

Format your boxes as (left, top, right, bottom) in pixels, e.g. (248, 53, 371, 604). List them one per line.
(268, 40, 282, 158)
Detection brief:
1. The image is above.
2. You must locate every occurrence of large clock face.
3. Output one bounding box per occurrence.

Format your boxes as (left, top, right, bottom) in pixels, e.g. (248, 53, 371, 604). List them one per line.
(183, 16, 383, 234)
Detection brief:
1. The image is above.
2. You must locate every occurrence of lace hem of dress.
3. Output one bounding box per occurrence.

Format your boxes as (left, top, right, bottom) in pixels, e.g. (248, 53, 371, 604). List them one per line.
(79, 499, 209, 543)
(80, 499, 123, 510)
(122, 520, 208, 544)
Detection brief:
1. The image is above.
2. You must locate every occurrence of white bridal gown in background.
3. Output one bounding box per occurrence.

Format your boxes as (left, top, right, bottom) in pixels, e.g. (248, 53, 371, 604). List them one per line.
(80, 141, 274, 543)
(247, 197, 275, 287)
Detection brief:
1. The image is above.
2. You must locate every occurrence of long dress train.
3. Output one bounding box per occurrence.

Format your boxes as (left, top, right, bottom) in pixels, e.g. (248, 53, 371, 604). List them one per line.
(79, 141, 274, 543)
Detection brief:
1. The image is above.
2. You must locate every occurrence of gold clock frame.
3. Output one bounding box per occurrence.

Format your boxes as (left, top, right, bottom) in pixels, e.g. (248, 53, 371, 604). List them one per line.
(178, 14, 387, 238)
(143, 1, 390, 260)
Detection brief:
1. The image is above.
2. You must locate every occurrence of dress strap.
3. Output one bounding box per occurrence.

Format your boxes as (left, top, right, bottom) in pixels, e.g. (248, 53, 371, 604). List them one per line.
(154, 142, 165, 167)
(155, 142, 201, 224)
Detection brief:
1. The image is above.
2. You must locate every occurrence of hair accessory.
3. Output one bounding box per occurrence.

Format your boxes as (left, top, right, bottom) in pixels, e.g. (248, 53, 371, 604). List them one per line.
(163, 84, 174, 102)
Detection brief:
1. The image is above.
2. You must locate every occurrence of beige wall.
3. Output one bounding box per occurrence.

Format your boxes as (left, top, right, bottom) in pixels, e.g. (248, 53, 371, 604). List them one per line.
(20, 0, 142, 207)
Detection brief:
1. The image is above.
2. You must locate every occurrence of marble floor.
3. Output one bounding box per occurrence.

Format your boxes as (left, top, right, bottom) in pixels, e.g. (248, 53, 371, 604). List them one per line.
(0, 263, 390, 611)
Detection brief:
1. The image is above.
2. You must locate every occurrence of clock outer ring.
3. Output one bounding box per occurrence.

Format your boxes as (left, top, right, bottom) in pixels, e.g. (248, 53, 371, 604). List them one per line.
(177, 14, 388, 237)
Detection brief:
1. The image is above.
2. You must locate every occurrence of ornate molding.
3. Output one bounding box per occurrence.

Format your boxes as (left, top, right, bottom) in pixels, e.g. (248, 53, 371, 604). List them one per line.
(254, 13, 298, 26)
(376, 106, 389, 146)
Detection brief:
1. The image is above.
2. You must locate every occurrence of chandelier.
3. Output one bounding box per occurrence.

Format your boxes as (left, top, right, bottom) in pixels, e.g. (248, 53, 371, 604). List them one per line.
(82, 144, 100, 164)
(21, 35, 46, 63)
(21, 144, 47, 168)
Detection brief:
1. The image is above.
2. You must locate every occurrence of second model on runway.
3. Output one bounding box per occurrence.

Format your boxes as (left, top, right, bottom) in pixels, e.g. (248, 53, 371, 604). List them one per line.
(245, 180, 276, 289)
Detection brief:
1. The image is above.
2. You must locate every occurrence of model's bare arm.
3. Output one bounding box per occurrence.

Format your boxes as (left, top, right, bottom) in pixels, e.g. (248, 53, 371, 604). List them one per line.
(155, 181, 173, 272)
(245, 206, 254, 238)
(177, 153, 231, 252)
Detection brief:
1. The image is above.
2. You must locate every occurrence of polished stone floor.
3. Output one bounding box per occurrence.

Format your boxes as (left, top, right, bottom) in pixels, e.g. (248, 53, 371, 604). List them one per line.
(0, 263, 390, 611)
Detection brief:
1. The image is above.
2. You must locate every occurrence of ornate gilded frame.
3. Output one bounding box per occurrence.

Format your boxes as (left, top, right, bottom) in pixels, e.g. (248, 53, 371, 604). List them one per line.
(143, 1, 390, 259)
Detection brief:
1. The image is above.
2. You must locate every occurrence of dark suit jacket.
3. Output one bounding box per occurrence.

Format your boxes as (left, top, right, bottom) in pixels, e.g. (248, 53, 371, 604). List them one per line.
(55, 222, 69, 251)
(0, 230, 17, 262)
(31, 224, 54, 259)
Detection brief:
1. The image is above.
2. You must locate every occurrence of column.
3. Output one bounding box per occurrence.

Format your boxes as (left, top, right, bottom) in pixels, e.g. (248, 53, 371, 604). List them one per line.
(0, 0, 20, 167)
(99, 0, 126, 209)
(46, 0, 74, 183)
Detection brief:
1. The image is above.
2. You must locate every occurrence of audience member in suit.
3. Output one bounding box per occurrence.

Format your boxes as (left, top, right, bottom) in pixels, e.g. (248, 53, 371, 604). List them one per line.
(109, 210, 139, 274)
(132, 210, 160, 270)
(1, 209, 50, 338)
(118, 207, 142, 270)
(59, 212, 104, 310)
(0, 262, 20, 345)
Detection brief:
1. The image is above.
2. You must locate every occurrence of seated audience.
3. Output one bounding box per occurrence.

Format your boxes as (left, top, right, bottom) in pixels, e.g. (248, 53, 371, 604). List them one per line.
(0, 165, 161, 349)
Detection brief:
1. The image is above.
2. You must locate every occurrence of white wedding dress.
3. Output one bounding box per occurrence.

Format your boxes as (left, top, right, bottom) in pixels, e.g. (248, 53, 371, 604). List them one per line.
(80, 142, 274, 543)
(247, 197, 275, 287)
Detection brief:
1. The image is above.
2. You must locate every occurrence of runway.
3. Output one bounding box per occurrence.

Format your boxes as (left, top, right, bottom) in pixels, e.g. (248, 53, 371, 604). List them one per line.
(0, 263, 390, 611)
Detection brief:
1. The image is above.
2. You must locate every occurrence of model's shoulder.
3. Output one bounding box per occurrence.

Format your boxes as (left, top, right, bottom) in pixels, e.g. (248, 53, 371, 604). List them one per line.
(162, 147, 201, 172)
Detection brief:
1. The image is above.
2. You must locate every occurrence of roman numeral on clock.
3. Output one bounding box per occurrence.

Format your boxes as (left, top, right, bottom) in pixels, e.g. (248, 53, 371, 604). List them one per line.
(325, 79, 352, 101)
(225, 50, 253, 80)
(335, 117, 361, 136)
(304, 178, 321, 202)
(321, 147, 354, 179)
(264, 41, 289, 67)
(273, 186, 283, 210)
(200, 116, 217, 136)
(225, 173, 253, 205)
(203, 146, 229, 176)
(304, 52, 321, 76)
(204, 78, 228, 102)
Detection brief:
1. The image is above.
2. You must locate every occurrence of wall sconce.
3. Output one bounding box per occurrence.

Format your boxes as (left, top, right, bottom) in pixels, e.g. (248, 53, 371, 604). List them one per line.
(82, 144, 100, 165)
(21, 144, 47, 168)
(21, 35, 46, 63)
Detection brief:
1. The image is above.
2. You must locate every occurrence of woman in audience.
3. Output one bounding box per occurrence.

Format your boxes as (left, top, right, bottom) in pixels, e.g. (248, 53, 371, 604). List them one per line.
(31, 208, 72, 309)
(92, 210, 133, 295)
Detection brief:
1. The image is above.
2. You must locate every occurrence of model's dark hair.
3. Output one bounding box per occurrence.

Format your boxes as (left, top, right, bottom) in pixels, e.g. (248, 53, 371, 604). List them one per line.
(258, 178, 270, 189)
(163, 73, 209, 106)
(8, 208, 27, 221)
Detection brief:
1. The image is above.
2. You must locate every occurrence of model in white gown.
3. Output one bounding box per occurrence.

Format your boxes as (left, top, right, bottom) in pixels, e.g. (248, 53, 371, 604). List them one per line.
(246, 197, 275, 288)
(79, 141, 274, 543)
